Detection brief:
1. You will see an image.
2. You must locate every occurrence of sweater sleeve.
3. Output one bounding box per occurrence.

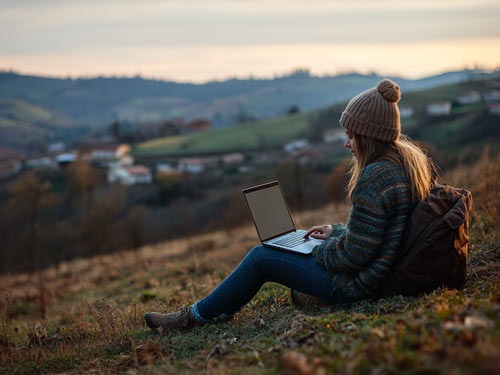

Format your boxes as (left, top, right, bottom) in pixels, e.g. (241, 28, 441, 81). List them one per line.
(314, 171, 387, 274)
(329, 223, 347, 238)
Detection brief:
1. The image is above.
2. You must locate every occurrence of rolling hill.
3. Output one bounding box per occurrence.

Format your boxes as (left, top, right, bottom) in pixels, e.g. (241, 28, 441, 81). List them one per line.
(1, 69, 499, 152)
(134, 76, 500, 162)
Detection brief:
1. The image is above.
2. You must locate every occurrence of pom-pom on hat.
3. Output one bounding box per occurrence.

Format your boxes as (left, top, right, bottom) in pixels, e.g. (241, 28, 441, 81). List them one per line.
(340, 79, 401, 142)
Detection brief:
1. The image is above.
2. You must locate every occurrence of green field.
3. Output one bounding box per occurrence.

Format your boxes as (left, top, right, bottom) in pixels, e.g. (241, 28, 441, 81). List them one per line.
(133, 77, 500, 160)
(133, 111, 316, 157)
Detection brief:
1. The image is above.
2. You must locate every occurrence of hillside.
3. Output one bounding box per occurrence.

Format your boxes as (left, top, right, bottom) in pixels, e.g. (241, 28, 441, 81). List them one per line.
(134, 111, 316, 158)
(0, 99, 78, 150)
(1, 69, 498, 152)
(134, 76, 500, 161)
(0, 156, 498, 374)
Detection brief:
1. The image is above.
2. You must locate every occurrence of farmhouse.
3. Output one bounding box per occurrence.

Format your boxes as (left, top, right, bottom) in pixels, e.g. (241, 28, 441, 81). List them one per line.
(55, 152, 78, 167)
(89, 144, 130, 166)
(178, 157, 218, 174)
(426, 101, 452, 116)
(284, 139, 309, 153)
(457, 91, 481, 105)
(221, 152, 245, 165)
(323, 129, 346, 143)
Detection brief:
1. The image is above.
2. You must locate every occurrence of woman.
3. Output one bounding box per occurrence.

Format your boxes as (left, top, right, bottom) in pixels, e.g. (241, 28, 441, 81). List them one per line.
(144, 79, 436, 332)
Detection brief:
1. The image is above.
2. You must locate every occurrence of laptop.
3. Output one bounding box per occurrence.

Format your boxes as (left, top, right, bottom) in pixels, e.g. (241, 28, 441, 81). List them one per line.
(242, 181, 324, 254)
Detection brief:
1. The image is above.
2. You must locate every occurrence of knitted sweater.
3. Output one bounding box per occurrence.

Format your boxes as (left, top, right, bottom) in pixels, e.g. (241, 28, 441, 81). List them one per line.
(312, 160, 414, 299)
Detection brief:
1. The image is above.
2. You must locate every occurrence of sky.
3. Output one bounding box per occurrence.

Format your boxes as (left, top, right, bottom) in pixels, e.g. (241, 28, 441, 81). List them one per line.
(1, 0, 500, 83)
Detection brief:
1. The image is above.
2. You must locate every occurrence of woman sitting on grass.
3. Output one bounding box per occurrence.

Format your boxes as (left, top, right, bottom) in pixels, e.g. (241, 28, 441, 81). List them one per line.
(144, 79, 436, 332)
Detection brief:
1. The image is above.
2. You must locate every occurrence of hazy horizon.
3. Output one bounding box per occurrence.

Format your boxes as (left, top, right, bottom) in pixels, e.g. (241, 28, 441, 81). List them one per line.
(1, 0, 499, 83)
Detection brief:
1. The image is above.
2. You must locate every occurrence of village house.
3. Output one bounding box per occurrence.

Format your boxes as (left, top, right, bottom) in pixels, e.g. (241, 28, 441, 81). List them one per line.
(89, 144, 130, 166)
(426, 101, 452, 116)
(55, 152, 78, 167)
(221, 152, 245, 165)
(0, 148, 24, 179)
(483, 91, 500, 102)
(107, 165, 152, 185)
(25, 150, 79, 171)
(323, 129, 346, 143)
(156, 162, 176, 175)
(457, 91, 481, 105)
(25, 155, 58, 170)
(183, 119, 212, 133)
(178, 157, 218, 174)
(47, 142, 66, 154)
(399, 106, 414, 119)
(284, 139, 310, 153)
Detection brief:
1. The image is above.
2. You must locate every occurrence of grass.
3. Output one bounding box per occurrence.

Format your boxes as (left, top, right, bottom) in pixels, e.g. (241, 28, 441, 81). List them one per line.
(132, 77, 500, 159)
(0, 156, 499, 374)
(133, 111, 315, 157)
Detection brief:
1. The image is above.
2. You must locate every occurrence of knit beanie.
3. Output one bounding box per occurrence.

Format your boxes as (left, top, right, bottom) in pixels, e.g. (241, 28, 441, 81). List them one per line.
(340, 79, 401, 142)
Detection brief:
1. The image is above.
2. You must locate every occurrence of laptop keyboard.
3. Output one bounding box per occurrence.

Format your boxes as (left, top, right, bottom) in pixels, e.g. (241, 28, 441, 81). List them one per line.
(272, 232, 307, 248)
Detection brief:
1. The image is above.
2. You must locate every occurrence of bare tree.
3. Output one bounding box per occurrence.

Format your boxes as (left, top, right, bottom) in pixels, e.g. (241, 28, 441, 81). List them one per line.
(7, 171, 53, 272)
(7, 171, 54, 317)
(126, 205, 149, 264)
(65, 158, 96, 255)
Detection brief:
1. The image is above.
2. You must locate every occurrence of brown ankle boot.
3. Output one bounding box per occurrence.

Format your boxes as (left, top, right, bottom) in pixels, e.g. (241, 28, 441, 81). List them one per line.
(291, 289, 329, 308)
(144, 306, 199, 332)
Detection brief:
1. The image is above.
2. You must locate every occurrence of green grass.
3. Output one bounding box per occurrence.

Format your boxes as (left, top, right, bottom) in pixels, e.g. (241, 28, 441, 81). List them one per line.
(0, 99, 54, 124)
(420, 113, 478, 144)
(133, 77, 500, 160)
(133, 111, 316, 157)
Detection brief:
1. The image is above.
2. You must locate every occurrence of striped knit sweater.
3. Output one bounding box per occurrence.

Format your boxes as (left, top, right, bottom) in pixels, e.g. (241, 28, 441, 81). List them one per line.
(312, 160, 414, 299)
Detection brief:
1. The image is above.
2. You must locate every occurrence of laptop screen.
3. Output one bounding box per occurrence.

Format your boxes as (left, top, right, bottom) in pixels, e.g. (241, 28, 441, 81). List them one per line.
(243, 181, 295, 241)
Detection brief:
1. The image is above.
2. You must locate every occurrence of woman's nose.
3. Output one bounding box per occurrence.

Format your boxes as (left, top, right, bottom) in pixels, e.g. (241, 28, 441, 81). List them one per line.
(344, 139, 350, 149)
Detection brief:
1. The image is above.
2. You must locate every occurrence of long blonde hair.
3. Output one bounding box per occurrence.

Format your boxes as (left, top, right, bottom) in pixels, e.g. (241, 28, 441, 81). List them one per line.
(346, 134, 436, 203)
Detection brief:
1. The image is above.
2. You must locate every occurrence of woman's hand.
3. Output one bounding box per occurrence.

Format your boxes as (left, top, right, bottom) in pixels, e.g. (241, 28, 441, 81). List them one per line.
(303, 224, 333, 240)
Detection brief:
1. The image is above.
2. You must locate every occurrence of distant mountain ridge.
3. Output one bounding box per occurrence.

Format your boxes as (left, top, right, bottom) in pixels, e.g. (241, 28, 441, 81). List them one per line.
(1, 69, 499, 151)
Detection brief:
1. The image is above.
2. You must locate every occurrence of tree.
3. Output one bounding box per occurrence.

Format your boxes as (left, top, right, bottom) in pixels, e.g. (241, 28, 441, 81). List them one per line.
(325, 160, 351, 202)
(6, 171, 54, 317)
(287, 105, 300, 115)
(66, 157, 96, 202)
(125, 205, 149, 264)
(109, 120, 121, 140)
(7, 171, 53, 272)
(87, 187, 126, 257)
(65, 158, 96, 256)
(276, 159, 305, 209)
(306, 107, 342, 143)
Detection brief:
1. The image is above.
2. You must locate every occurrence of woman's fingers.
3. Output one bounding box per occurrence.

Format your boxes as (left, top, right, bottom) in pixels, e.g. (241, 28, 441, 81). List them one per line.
(303, 225, 331, 239)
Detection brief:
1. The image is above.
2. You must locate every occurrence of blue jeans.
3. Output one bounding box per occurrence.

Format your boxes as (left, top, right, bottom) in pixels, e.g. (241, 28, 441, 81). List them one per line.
(191, 245, 359, 323)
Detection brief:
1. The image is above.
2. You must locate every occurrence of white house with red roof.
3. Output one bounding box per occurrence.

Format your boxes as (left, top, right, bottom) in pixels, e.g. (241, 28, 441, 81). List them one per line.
(90, 144, 130, 166)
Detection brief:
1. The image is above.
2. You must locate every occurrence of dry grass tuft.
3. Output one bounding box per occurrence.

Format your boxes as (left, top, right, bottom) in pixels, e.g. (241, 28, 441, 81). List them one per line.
(0, 155, 498, 374)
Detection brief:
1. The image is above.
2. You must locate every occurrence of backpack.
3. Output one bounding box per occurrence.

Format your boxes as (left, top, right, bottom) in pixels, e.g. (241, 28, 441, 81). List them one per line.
(380, 184, 473, 297)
